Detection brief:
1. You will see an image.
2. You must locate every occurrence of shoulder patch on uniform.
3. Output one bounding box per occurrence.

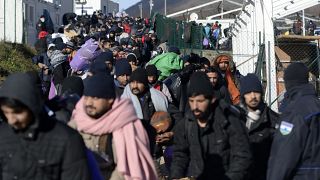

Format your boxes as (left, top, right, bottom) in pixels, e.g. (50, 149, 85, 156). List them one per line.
(280, 121, 294, 135)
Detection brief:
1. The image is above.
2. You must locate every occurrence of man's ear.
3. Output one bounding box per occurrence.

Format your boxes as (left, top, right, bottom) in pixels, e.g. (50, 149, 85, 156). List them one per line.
(108, 98, 115, 104)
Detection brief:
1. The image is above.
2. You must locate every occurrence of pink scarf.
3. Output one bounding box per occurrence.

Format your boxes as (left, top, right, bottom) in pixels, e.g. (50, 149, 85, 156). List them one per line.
(72, 98, 157, 180)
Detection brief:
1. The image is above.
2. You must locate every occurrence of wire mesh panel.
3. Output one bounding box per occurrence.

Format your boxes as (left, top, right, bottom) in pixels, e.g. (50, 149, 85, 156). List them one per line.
(275, 41, 320, 96)
(152, 13, 204, 50)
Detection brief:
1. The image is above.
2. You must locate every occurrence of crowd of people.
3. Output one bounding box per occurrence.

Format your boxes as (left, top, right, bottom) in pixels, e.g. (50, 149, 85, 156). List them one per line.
(201, 21, 232, 50)
(0, 10, 320, 180)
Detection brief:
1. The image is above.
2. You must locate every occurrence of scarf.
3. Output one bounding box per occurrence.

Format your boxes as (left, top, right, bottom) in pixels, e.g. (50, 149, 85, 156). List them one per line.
(225, 70, 241, 105)
(121, 85, 168, 119)
(72, 98, 157, 180)
(47, 50, 67, 68)
(215, 55, 241, 105)
(246, 110, 261, 130)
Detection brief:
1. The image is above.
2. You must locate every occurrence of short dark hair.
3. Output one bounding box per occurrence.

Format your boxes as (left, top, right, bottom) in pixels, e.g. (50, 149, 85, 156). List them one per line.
(189, 92, 213, 100)
(205, 66, 220, 74)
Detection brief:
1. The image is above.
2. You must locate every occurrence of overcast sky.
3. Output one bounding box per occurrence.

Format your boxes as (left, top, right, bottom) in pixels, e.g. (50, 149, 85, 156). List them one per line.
(118, 0, 141, 11)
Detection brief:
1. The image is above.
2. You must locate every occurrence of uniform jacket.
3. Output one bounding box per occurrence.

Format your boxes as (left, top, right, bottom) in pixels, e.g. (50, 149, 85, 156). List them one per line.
(267, 84, 320, 180)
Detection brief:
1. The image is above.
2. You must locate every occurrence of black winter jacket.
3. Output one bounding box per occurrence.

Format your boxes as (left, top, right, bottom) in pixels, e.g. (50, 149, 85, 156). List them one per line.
(238, 103, 279, 180)
(171, 100, 252, 180)
(0, 73, 90, 180)
(267, 84, 320, 180)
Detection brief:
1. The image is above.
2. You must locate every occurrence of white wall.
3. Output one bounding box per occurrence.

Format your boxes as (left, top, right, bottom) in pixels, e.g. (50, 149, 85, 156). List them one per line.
(0, 0, 24, 44)
(0, 0, 73, 45)
(24, 0, 74, 45)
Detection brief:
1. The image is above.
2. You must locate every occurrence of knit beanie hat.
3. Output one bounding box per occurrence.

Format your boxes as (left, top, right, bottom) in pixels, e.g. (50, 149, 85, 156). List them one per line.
(61, 76, 84, 96)
(127, 53, 137, 63)
(130, 68, 149, 86)
(146, 64, 159, 77)
(95, 51, 114, 64)
(187, 71, 214, 97)
(240, 73, 263, 96)
(89, 60, 110, 75)
(284, 62, 309, 91)
(83, 74, 115, 99)
(115, 58, 132, 77)
(168, 46, 181, 55)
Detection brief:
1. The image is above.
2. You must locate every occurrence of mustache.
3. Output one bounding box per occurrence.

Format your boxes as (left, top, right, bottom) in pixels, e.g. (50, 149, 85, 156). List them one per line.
(85, 106, 96, 110)
(192, 109, 203, 113)
(249, 98, 258, 103)
(132, 88, 140, 92)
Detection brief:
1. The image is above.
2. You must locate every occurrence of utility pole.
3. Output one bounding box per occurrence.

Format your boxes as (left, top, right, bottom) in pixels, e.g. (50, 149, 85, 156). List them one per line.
(221, 0, 224, 19)
(164, 0, 167, 16)
(139, 3, 143, 17)
(302, 10, 306, 36)
(150, 0, 153, 16)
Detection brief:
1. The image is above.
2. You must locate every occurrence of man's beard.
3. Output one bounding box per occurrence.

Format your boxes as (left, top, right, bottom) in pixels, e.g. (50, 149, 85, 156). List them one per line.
(131, 88, 141, 95)
(192, 108, 210, 120)
(85, 106, 107, 119)
(247, 98, 260, 110)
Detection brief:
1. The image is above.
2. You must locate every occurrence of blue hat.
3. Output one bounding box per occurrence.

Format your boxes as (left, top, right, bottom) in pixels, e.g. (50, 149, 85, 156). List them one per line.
(115, 59, 132, 77)
(168, 46, 180, 55)
(240, 73, 263, 96)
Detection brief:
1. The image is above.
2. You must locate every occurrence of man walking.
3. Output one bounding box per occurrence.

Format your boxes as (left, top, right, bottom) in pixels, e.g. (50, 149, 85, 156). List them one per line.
(238, 73, 278, 180)
(122, 68, 168, 121)
(171, 71, 252, 180)
(0, 72, 90, 180)
(70, 74, 157, 180)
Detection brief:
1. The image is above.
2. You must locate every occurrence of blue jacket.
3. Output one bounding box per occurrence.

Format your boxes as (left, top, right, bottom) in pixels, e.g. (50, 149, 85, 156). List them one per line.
(32, 52, 53, 82)
(267, 83, 320, 180)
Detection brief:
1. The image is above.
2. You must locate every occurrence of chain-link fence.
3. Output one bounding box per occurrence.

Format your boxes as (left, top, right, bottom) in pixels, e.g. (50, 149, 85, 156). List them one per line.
(274, 40, 320, 95)
(232, 30, 262, 76)
(152, 13, 204, 50)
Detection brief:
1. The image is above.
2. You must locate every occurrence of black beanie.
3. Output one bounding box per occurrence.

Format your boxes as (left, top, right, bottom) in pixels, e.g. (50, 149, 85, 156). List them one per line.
(61, 76, 84, 96)
(240, 73, 263, 96)
(95, 51, 114, 63)
(146, 64, 159, 76)
(83, 74, 115, 99)
(127, 53, 137, 63)
(187, 71, 214, 97)
(89, 60, 110, 75)
(130, 68, 149, 86)
(115, 58, 132, 77)
(168, 46, 181, 55)
(284, 62, 309, 90)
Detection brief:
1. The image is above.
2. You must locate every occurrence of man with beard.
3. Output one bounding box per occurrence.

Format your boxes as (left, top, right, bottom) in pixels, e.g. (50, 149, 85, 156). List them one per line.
(237, 73, 278, 180)
(206, 66, 231, 104)
(69, 74, 157, 180)
(213, 54, 242, 105)
(171, 71, 252, 180)
(146, 64, 172, 103)
(121, 68, 169, 157)
(114, 58, 132, 96)
(121, 68, 168, 122)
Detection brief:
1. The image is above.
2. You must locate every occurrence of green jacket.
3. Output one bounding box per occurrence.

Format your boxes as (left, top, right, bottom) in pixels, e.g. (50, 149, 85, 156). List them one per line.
(149, 52, 184, 80)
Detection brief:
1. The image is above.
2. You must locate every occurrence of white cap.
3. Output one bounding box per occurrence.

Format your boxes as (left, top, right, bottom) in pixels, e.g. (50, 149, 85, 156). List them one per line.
(48, 43, 55, 50)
